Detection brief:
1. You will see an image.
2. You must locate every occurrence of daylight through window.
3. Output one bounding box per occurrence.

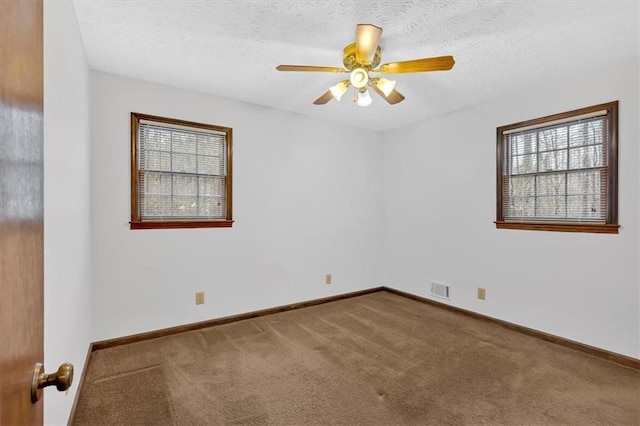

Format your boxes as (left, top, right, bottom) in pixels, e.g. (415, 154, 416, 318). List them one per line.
(496, 101, 618, 234)
(130, 113, 233, 229)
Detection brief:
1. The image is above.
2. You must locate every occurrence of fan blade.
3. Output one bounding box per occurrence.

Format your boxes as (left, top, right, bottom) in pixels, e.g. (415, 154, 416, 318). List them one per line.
(385, 88, 406, 104)
(379, 55, 455, 74)
(313, 90, 335, 105)
(370, 84, 405, 105)
(276, 65, 346, 73)
(355, 24, 382, 64)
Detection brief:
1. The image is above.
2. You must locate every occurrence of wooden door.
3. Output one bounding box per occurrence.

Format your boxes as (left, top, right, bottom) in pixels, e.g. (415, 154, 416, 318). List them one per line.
(0, 0, 45, 424)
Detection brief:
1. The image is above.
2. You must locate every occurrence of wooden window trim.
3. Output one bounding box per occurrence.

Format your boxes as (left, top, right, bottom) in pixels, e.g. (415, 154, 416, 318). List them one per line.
(130, 112, 233, 230)
(494, 221, 619, 234)
(130, 220, 234, 230)
(496, 101, 619, 234)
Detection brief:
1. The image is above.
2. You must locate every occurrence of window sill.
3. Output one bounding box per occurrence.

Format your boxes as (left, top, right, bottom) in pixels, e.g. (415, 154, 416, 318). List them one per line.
(130, 220, 234, 230)
(495, 221, 619, 234)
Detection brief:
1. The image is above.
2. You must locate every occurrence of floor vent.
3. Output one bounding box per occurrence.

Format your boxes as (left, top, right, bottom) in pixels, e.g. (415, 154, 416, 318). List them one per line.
(431, 282, 450, 300)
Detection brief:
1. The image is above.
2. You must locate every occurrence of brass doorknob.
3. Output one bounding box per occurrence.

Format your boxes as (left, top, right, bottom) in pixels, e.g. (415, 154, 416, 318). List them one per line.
(31, 362, 74, 403)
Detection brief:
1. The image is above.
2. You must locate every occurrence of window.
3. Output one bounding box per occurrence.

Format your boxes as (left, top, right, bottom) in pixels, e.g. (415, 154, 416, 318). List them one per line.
(496, 101, 618, 234)
(130, 113, 233, 229)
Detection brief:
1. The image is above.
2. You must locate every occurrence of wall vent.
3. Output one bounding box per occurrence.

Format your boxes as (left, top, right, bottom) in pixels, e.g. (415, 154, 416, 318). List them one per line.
(431, 282, 450, 300)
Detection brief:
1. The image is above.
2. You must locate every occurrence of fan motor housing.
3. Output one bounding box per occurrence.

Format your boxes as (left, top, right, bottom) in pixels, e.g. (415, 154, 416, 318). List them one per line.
(342, 42, 381, 70)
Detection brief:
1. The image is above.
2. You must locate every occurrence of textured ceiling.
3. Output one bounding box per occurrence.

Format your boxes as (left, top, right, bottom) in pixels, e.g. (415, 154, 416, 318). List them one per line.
(71, 1, 639, 132)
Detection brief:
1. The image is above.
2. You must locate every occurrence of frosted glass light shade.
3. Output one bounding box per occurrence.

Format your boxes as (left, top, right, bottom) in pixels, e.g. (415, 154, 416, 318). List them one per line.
(329, 81, 348, 101)
(374, 77, 396, 97)
(357, 89, 372, 107)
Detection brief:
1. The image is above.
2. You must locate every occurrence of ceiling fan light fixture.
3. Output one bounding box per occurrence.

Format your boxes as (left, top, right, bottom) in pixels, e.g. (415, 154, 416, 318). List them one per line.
(276, 24, 453, 107)
(374, 77, 396, 97)
(329, 81, 349, 101)
(350, 67, 369, 89)
(357, 89, 372, 107)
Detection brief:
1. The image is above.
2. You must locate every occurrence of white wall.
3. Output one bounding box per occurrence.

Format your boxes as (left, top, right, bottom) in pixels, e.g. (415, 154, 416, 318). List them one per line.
(43, 1, 92, 424)
(90, 72, 384, 341)
(383, 57, 640, 359)
(90, 59, 640, 358)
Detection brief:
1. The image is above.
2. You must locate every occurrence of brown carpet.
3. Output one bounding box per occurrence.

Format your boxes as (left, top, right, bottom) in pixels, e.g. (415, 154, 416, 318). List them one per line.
(73, 291, 640, 425)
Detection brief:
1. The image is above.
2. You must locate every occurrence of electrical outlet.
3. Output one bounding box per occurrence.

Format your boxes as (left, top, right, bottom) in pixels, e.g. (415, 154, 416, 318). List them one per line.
(325, 273, 332, 285)
(477, 287, 486, 300)
(195, 291, 205, 305)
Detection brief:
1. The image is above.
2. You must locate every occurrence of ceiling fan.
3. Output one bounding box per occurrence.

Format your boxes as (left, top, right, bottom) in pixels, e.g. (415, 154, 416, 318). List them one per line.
(276, 24, 455, 106)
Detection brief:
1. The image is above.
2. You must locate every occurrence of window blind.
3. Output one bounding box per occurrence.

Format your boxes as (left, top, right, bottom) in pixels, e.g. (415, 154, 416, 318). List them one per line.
(138, 122, 227, 220)
(503, 113, 607, 222)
